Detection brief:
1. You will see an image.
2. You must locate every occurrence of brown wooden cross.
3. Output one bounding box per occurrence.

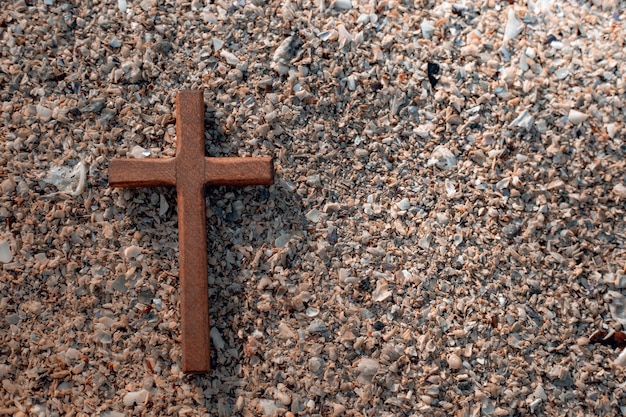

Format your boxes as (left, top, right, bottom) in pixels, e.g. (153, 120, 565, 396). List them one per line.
(109, 90, 273, 373)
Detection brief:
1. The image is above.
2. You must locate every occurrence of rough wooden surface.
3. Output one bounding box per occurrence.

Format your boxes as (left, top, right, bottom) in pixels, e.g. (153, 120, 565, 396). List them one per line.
(109, 91, 273, 373)
(108, 158, 176, 188)
(173, 91, 211, 373)
(204, 157, 274, 186)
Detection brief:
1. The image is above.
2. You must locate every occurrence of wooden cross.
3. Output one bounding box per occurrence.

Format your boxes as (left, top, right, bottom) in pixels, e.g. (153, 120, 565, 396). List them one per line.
(109, 91, 273, 373)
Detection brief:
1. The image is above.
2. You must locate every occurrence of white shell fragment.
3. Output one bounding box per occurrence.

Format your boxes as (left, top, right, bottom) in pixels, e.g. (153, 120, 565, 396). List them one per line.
(427, 146, 457, 170)
(273, 36, 301, 65)
(42, 161, 87, 197)
(445, 180, 457, 198)
(337, 25, 353, 48)
(123, 389, 149, 406)
(568, 109, 588, 125)
(615, 349, 626, 367)
(36, 105, 52, 122)
(131, 145, 149, 158)
(212, 38, 224, 52)
(220, 50, 239, 65)
(503, 8, 523, 43)
(395, 198, 411, 211)
(372, 280, 392, 302)
(606, 123, 617, 138)
(509, 109, 535, 130)
(102, 412, 125, 417)
(346, 75, 356, 91)
(318, 30, 337, 42)
(420, 21, 436, 39)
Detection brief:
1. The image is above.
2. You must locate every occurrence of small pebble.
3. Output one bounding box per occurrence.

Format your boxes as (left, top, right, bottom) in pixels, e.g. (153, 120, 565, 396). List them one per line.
(447, 353, 462, 370)
(275, 234, 291, 248)
(36, 105, 52, 122)
(305, 208, 320, 223)
(275, 389, 291, 406)
(210, 327, 226, 350)
(305, 307, 320, 317)
(258, 399, 279, 416)
(123, 245, 142, 259)
(334, 0, 351, 10)
(308, 356, 324, 373)
(613, 184, 626, 199)
(220, 50, 239, 65)
(1, 178, 16, 194)
(139, 0, 156, 12)
(308, 319, 327, 333)
(277, 322, 295, 339)
(356, 358, 379, 384)
(159, 194, 169, 216)
(0, 240, 12, 263)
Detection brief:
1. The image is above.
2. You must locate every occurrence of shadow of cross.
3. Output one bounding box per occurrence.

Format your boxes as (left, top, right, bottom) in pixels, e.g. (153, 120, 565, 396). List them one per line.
(109, 90, 274, 373)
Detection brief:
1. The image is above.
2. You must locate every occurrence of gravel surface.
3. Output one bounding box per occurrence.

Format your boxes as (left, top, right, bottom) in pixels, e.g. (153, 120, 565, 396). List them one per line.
(1, 0, 626, 415)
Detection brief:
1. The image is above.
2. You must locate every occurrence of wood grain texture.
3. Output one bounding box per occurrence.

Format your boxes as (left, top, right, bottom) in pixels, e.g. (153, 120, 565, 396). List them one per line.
(204, 157, 274, 186)
(175, 91, 211, 373)
(108, 90, 274, 373)
(108, 158, 176, 188)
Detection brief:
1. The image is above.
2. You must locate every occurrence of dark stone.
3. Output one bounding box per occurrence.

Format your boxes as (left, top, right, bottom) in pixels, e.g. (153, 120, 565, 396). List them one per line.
(502, 223, 521, 238)
(427, 62, 440, 87)
(458, 381, 473, 392)
(81, 98, 106, 113)
(544, 34, 558, 44)
(553, 372, 574, 387)
(138, 288, 155, 304)
(153, 41, 172, 55)
(327, 228, 339, 245)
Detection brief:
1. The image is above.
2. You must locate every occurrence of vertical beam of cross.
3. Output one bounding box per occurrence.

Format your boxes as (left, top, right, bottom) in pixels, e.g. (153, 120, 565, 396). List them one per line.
(109, 91, 273, 373)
